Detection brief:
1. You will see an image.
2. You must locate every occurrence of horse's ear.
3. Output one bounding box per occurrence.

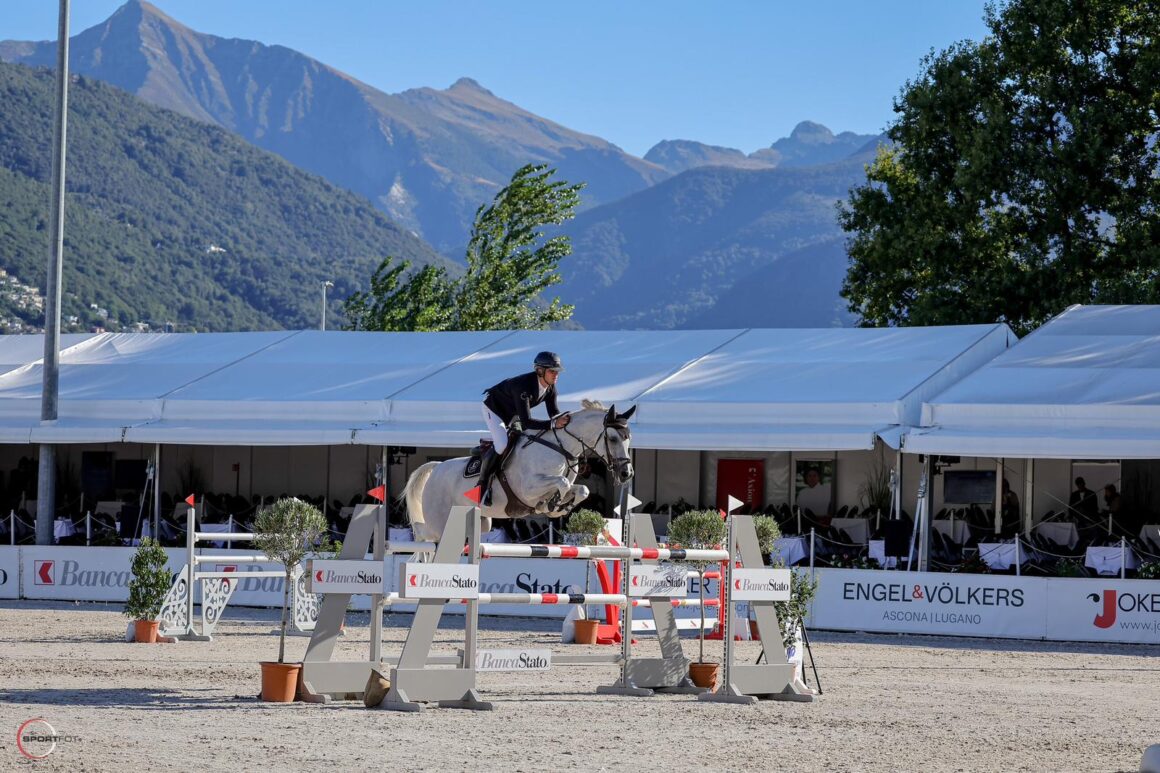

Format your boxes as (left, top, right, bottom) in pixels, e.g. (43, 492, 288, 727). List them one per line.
(620, 405, 636, 421)
(605, 405, 616, 421)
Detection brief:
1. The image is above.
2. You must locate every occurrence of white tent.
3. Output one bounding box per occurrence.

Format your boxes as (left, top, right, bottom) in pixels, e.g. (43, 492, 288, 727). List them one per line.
(124, 330, 510, 445)
(905, 305, 1160, 459)
(0, 325, 1014, 450)
(623, 325, 1013, 450)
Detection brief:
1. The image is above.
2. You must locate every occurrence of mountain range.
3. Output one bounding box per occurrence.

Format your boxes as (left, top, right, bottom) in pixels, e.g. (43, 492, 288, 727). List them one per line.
(0, 60, 446, 332)
(0, 0, 882, 331)
(643, 122, 879, 176)
(559, 157, 868, 329)
(0, 0, 668, 256)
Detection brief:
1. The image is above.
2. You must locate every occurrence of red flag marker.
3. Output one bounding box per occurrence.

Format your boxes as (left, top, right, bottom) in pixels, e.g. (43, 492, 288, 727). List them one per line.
(367, 485, 386, 502)
(185, 494, 195, 507)
(464, 487, 482, 505)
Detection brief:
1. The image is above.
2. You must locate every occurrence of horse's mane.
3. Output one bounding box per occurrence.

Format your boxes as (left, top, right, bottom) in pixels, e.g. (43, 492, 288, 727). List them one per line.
(580, 399, 606, 411)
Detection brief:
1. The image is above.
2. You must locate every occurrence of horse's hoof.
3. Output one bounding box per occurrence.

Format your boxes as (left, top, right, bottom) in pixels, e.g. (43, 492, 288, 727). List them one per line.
(364, 669, 391, 708)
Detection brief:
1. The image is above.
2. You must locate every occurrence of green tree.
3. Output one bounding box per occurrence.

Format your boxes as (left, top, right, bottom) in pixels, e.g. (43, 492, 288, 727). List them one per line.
(345, 163, 582, 331)
(343, 259, 455, 332)
(839, 0, 1160, 335)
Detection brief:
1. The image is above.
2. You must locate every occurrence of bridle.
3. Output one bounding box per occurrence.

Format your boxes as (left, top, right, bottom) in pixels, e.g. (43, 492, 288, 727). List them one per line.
(562, 418, 632, 480)
(522, 413, 633, 480)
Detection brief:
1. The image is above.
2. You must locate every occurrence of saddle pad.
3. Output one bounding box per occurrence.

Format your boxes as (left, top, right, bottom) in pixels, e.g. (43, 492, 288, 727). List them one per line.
(464, 457, 482, 478)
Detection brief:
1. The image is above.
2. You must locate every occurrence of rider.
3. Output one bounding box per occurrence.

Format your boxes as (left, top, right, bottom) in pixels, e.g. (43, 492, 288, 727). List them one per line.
(479, 351, 571, 504)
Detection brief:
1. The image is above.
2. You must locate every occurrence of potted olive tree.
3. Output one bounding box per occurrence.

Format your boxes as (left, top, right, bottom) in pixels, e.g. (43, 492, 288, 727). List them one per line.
(252, 497, 330, 702)
(566, 508, 606, 644)
(668, 509, 727, 689)
(772, 563, 818, 662)
(124, 537, 172, 643)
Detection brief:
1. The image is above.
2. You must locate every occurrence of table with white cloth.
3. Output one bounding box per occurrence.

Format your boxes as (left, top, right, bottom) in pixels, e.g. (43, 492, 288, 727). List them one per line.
(830, 517, 869, 545)
(140, 519, 176, 543)
(867, 539, 898, 569)
(977, 542, 1032, 571)
(387, 527, 413, 543)
(199, 522, 232, 548)
(481, 528, 509, 544)
(932, 519, 970, 545)
(1034, 521, 1080, 549)
(773, 536, 808, 566)
(53, 518, 75, 542)
(1085, 546, 1139, 576)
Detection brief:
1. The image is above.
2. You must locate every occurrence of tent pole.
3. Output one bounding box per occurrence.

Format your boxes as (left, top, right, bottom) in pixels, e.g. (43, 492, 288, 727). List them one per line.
(994, 459, 1003, 535)
(1023, 460, 1034, 537)
(918, 457, 931, 572)
(153, 444, 161, 538)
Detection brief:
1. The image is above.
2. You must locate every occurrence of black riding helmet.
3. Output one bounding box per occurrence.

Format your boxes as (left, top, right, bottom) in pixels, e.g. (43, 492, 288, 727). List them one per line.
(533, 351, 563, 371)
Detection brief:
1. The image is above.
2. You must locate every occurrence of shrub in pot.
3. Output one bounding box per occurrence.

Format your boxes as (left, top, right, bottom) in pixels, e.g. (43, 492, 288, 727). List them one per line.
(124, 537, 172, 643)
(566, 509, 606, 644)
(668, 509, 727, 689)
(252, 497, 330, 702)
(756, 514, 819, 653)
(773, 568, 818, 651)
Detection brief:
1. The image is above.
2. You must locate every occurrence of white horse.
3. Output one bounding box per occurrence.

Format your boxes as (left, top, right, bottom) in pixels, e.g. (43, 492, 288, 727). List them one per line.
(403, 400, 635, 542)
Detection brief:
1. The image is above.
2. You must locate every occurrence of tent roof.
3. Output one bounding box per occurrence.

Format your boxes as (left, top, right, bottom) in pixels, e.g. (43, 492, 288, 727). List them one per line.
(0, 324, 1014, 449)
(906, 305, 1160, 459)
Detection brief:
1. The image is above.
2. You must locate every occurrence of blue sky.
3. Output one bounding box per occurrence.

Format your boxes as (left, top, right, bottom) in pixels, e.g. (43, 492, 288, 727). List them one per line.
(4, 1, 990, 157)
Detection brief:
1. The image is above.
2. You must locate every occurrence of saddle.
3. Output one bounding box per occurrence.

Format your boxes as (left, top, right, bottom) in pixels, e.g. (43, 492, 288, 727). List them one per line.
(463, 431, 535, 517)
(464, 439, 491, 478)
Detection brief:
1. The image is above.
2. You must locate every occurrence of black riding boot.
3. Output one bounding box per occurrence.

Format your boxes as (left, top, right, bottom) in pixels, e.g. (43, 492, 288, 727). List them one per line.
(478, 450, 496, 506)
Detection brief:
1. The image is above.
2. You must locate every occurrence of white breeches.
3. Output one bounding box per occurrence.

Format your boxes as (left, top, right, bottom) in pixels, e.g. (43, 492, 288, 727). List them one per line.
(482, 405, 508, 454)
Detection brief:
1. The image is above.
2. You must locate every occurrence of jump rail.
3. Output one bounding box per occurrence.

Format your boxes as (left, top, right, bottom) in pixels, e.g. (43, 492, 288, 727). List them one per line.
(157, 505, 317, 641)
(298, 503, 816, 709)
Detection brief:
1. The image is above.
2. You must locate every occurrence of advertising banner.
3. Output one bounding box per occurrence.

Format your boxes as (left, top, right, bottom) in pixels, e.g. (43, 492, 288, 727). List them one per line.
(401, 563, 480, 599)
(475, 648, 552, 671)
(811, 568, 1048, 639)
(0, 546, 18, 599)
(1045, 578, 1160, 644)
(732, 568, 791, 601)
(306, 559, 385, 595)
(20, 547, 186, 602)
(716, 458, 764, 512)
(628, 564, 687, 597)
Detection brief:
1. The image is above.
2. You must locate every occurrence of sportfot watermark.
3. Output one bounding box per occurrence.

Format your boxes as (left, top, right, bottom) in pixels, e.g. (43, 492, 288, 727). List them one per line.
(16, 717, 82, 760)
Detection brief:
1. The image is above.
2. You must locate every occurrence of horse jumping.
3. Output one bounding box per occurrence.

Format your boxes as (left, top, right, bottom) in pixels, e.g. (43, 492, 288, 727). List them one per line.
(402, 400, 635, 541)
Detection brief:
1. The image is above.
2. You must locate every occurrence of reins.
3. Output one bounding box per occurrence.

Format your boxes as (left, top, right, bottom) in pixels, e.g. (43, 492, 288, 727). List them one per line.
(517, 413, 628, 476)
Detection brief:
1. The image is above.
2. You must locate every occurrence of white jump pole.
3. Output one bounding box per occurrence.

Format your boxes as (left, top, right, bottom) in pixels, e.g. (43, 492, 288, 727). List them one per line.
(8, 510, 13, 545)
(185, 504, 195, 637)
(85, 510, 91, 546)
(479, 544, 728, 561)
(1121, 537, 1126, 579)
(382, 592, 632, 607)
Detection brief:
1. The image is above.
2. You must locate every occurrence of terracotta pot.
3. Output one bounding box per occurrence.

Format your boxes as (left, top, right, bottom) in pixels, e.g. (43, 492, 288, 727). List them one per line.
(688, 661, 720, 689)
(260, 661, 302, 702)
(133, 619, 159, 644)
(573, 619, 600, 645)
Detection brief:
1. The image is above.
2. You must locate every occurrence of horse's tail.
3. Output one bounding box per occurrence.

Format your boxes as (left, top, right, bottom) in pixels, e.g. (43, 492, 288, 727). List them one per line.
(402, 461, 440, 541)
